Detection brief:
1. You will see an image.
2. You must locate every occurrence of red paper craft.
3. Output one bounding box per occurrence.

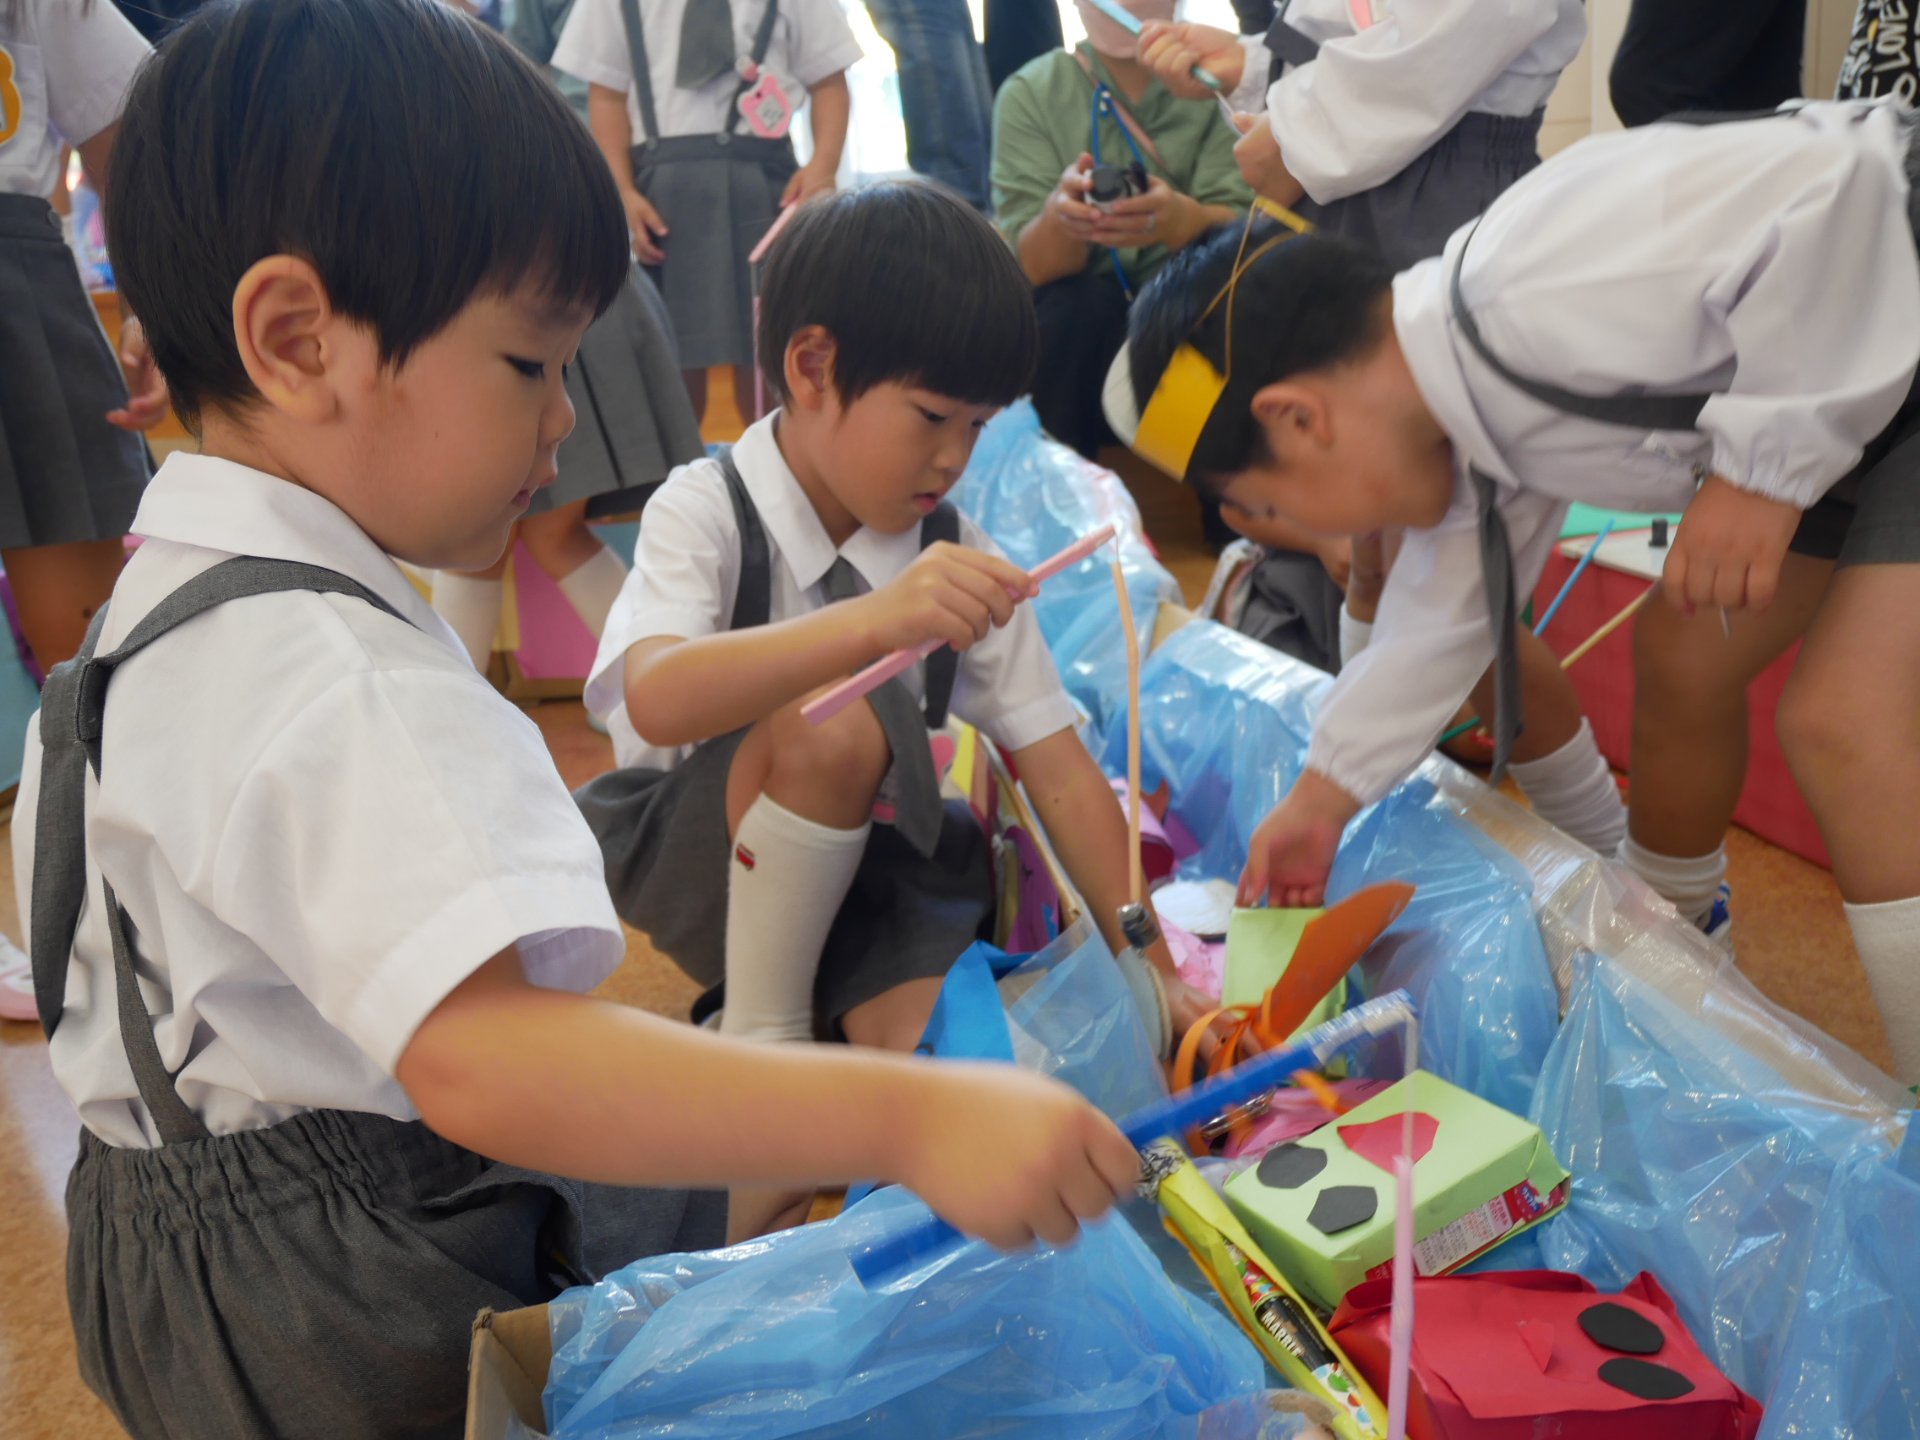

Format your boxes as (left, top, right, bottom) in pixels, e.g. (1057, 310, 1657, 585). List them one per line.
(1338, 1112, 1440, 1173)
(1328, 1270, 1763, 1440)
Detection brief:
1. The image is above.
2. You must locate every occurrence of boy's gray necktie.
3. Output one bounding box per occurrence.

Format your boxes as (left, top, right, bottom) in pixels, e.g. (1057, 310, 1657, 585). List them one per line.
(824, 556, 944, 858)
(677, 0, 737, 88)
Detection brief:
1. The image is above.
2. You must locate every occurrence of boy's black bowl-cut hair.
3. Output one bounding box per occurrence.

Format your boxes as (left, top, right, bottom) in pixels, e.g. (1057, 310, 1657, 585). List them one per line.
(107, 0, 630, 427)
(756, 180, 1038, 408)
(1126, 222, 1395, 494)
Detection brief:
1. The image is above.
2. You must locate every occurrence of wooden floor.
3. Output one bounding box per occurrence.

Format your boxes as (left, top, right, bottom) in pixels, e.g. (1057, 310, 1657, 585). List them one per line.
(0, 380, 1890, 1436)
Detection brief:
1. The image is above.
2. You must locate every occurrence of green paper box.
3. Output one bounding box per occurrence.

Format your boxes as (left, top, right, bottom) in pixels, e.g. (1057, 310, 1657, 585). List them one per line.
(1222, 907, 1345, 1039)
(1223, 1071, 1570, 1313)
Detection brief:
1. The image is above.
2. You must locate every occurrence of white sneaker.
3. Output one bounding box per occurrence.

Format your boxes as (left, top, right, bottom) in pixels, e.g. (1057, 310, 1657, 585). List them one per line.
(1700, 883, 1733, 951)
(0, 932, 38, 1023)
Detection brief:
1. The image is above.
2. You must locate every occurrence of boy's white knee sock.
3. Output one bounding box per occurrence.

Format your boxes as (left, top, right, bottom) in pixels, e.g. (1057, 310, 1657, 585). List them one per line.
(556, 543, 628, 638)
(1509, 719, 1627, 856)
(1617, 835, 1727, 929)
(430, 573, 503, 672)
(721, 795, 869, 1044)
(1844, 895, 1920, 1086)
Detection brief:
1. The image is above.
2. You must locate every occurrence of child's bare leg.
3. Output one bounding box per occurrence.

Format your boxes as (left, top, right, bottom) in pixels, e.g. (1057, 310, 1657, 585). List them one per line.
(2, 539, 128, 670)
(721, 692, 891, 1241)
(1466, 627, 1625, 852)
(842, 976, 947, 1054)
(1624, 554, 1830, 921)
(1779, 561, 1920, 1083)
(521, 498, 628, 638)
(732, 364, 763, 425)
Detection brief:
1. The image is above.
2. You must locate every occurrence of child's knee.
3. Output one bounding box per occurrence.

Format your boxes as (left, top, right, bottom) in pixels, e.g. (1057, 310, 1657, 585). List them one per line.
(1778, 668, 1866, 802)
(767, 697, 891, 796)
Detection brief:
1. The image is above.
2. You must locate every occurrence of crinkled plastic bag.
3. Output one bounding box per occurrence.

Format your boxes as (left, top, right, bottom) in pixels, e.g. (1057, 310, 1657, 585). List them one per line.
(542, 1188, 1268, 1439)
(1530, 951, 1906, 1406)
(1760, 1125, 1920, 1439)
(1101, 620, 1559, 1114)
(950, 403, 1182, 749)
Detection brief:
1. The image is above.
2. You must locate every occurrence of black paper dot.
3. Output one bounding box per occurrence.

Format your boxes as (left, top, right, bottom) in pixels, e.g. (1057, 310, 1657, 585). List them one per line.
(1257, 1143, 1328, 1191)
(1598, 1358, 1696, 1402)
(1579, 1302, 1666, 1356)
(1307, 1185, 1378, 1235)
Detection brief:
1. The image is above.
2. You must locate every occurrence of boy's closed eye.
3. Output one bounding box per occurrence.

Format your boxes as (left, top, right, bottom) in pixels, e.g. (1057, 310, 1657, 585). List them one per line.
(506, 356, 548, 380)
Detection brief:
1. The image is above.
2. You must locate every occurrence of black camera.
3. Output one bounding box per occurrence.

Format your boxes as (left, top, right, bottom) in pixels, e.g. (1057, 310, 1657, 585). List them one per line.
(1087, 161, 1148, 213)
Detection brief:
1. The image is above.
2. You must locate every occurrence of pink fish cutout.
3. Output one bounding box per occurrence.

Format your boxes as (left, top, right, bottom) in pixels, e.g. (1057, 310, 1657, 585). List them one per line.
(1339, 1112, 1439, 1174)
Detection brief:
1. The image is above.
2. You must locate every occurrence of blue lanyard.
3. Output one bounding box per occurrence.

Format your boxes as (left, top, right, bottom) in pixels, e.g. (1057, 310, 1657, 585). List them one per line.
(1089, 83, 1152, 299)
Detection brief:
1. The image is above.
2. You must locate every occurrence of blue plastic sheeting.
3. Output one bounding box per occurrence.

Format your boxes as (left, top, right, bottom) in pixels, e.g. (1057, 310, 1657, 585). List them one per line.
(1530, 952, 1915, 1419)
(950, 403, 1183, 750)
(1096, 619, 1559, 1116)
(543, 1188, 1269, 1439)
(1760, 1126, 1920, 1439)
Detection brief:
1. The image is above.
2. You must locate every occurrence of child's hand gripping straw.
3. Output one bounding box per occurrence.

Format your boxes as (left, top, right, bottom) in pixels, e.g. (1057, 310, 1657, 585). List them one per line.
(849, 989, 1419, 1288)
(1085, 0, 1239, 122)
(802, 524, 1118, 726)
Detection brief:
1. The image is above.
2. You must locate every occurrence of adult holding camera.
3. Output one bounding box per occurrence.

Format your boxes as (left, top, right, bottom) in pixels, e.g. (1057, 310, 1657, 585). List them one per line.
(991, 0, 1250, 459)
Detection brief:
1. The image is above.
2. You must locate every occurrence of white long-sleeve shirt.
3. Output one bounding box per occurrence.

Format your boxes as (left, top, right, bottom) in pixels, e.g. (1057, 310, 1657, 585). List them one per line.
(1233, 0, 1584, 204)
(1308, 100, 1920, 807)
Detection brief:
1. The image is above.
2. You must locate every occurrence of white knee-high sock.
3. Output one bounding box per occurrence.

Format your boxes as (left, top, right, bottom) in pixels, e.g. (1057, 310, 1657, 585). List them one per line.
(1844, 895, 1920, 1086)
(721, 796, 869, 1044)
(556, 543, 629, 639)
(1617, 835, 1727, 929)
(1509, 719, 1627, 856)
(430, 573, 503, 672)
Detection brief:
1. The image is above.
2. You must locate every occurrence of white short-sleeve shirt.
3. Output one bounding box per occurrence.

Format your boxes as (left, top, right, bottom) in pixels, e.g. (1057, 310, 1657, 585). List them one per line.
(552, 0, 859, 143)
(13, 455, 626, 1149)
(0, 0, 149, 199)
(585, 413, 1081, 771)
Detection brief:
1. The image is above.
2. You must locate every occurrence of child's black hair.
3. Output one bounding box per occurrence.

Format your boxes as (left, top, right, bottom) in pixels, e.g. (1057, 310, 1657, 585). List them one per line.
(106, 0, 629, 426)
(755, 180, 1038, 408)
(1127, 222, 1395, 494)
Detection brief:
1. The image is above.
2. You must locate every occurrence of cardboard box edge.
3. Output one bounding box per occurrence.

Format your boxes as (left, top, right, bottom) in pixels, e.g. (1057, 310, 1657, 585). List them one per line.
(465, 1304, 554, 1440)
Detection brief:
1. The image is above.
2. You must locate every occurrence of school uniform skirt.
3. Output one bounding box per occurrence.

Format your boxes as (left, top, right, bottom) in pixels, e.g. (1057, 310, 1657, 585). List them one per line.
(530, 264, 706, 519)
(631, 135, 797, 372)
(0, 195, 149, 550)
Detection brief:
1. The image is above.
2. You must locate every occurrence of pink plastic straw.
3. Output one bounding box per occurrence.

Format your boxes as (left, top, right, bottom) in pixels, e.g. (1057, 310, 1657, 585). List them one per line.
(802, 523, 1118, 725)
(748, 201, 800, 265)
(1386, 1020, 1420, 1440)
(749, 204, 800, 421)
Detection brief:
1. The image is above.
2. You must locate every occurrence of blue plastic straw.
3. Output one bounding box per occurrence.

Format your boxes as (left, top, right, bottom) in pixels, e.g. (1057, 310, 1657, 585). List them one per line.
(1084, 0, 1233, 96)
(849, 990, 1419, 1287)
(1533, 518, 1613, 639)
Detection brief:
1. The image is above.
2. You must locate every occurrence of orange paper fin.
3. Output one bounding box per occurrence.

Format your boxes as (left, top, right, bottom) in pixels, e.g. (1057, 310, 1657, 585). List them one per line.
(1257, 882, 1415, 1045)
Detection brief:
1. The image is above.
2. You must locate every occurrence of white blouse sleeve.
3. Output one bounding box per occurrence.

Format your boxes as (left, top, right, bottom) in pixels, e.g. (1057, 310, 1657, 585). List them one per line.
(35, 0, 150, 146)
(1265, 0, 1563, 203)
(1304, 479, 1566, 806)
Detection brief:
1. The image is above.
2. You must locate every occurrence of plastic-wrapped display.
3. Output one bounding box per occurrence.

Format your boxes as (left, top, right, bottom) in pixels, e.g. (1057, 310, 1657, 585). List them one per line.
(541, 1188, 1270, 1439)
(950, 402, 1183, 749)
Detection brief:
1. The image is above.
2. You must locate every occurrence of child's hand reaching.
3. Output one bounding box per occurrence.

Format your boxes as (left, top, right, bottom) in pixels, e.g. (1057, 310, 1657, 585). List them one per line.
(864, 542, 1035, 655)
(1238, 771, 1361, 909)
(106, 316, 171, 432)
(622, 188, 669, 265)
(900, 1062, 1139, 1250)
(1663, 472, 1802, 612)
(781, 161, 836, 209)
(1137, 20, 1245, 100)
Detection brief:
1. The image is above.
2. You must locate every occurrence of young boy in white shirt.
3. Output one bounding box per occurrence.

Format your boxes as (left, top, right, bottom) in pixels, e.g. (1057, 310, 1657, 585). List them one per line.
(20, 4, 1140, 1434)
(552, 0, 856, 426)
(1105, 100, 1920, 1086)
(1131, 0, 1627, 863)
(581, 181, 1204, 1238)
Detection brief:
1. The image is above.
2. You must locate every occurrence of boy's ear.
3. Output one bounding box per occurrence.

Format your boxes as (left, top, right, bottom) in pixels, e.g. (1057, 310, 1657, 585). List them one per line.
(1249, 380, 1331, 452)
(230, 255, 347, 423)
(783, 325, 838, 412)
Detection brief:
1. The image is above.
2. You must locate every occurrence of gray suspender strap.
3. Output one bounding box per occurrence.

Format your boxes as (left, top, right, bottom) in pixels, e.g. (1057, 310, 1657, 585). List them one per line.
(619, 0, 782, 147)
(1448, 218, 1713, 432)
(30, 557, 409, 1146)
(917, 502, 962, 729)
(1264, 0, 1320, 76)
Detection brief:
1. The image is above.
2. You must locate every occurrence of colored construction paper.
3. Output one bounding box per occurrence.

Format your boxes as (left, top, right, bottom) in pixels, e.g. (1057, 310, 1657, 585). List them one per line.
(1223, 907, 1322, 1007)
(1338, 1113, 1440, 1175)
(1579, 1301, 1666, 1356)
(1309, 1186, 1379, 1236)
(1258, 1143, 1329, 1191)
(1599, 1359, 1697, 1402)
(1517, 1320, 1554, 1373)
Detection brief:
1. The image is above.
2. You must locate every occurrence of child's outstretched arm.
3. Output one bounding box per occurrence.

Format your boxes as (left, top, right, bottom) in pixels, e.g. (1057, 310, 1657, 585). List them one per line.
(397, 950, 1139, 1250)
(625, 541, 1035, 748)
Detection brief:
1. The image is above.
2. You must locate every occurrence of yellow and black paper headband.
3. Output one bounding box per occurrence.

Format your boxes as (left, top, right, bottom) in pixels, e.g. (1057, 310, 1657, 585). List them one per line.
(1103, 197, 1312, 481)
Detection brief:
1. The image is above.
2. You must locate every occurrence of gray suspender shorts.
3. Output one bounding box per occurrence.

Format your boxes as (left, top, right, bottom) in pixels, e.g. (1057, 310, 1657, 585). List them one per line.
(574, 454, 993, 1032)
(34, 556, 724, 1440)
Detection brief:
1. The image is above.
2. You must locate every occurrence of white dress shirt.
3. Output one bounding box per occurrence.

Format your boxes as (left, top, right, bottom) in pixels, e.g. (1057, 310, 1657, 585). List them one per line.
(0, 0, 150, 200)
(1233, 0, 1585, 204)
(552, 0, 860, 144)
(1306, 101, 1920, 807)
(587, 414, 1081, 771)
(14, 455, 626, 1148)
